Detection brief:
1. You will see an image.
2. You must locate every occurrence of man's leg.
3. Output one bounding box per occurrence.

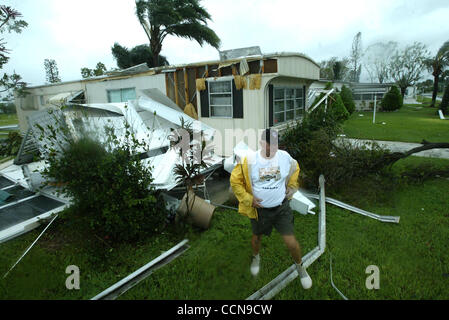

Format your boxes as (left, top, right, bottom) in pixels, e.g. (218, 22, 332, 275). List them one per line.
(281, 234, 302, 264)
(250, 234, 262, 276)
(282, 234, 312, 289)
(251, 234, 263, 256)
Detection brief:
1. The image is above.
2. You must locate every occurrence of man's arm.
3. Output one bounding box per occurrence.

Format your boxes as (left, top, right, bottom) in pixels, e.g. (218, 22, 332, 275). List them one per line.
(285, 160, 300, 199)
(230, 163, 254, 208)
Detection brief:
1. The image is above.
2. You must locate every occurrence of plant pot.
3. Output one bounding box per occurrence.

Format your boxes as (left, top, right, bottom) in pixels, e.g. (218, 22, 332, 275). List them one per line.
(177, 191, 216, 229)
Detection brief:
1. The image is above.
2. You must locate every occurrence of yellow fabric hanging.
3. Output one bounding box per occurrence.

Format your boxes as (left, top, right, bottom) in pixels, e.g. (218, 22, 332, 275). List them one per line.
(184, 103, 199, 120)
(196, 78, 206, 91)
(249, 74, 262, 90)
(234, 75, 247, 90)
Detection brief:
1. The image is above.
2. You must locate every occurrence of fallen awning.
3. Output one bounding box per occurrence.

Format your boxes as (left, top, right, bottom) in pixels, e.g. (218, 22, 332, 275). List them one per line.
(48, 90, 84, 104)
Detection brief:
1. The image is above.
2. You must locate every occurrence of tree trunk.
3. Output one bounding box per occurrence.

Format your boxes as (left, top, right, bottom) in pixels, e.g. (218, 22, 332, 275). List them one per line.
(153, 51, 159, 68)
(150, 37, 161, 67)
(400, 86, 407, 99)
(378, 140, 449, 167)
(431, 74, 439, 108)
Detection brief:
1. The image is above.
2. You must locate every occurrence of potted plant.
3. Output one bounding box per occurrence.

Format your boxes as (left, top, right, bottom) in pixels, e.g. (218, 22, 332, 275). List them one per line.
(169, 117, 215, 229)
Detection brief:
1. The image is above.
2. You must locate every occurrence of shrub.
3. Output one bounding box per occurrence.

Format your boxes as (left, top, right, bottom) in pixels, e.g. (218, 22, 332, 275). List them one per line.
(281, 106, 341, 169)
(39, 109, 167, 242)
(440, 82, 449, 114)
(340, 85, 356, 114)
(381, 86, 403, 111)
(281, 109, 390, 189)
(330, 93, 349, 121)
(284, 129, 389, 189)
(0, 131, 22, 157)
(0, 103, 17, 114)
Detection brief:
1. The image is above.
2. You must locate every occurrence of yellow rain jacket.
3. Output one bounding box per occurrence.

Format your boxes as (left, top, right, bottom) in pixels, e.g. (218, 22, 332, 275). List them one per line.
(230, 151, 300, 220)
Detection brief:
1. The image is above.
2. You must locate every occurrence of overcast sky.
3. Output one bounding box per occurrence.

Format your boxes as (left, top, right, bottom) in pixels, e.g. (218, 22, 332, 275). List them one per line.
(2, 0, 449, 88)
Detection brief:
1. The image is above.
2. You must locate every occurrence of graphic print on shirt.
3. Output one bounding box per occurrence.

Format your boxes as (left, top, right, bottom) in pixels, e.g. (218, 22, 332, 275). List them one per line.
(259, 166, 281, 183)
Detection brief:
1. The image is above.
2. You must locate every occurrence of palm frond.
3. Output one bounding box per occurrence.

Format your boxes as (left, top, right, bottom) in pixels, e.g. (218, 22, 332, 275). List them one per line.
(166, 22, 221, 49)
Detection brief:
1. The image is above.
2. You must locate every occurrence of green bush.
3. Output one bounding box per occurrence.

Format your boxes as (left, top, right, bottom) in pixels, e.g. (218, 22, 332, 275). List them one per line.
(281, 107, 341, 180)
(0, 131, 22, 157)
(281, 108, 390, 189)
(40, 111, 167, 242)
(330, 93, 349, 121)
(381, 86, 403, 111)
(0, 103, 17, 114)
(282, 128, 389, 189)
(340, 85, 356, 114)
(440, 82, 449, 114)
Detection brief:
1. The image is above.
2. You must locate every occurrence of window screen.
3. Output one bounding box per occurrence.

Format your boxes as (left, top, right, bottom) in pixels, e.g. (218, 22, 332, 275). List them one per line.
(273, 87, 305, 125)
(209, 81, 233, 118)
(107, 88, 136, 103)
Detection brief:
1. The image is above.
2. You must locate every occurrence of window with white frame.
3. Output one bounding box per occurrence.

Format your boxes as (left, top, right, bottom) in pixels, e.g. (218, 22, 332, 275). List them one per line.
(107, 88, 137, 103)
(209, 80, 233, 118)
(273, 87, 304, 125)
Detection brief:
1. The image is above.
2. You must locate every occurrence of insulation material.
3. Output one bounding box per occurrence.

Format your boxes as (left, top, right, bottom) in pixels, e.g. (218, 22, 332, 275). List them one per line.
(233, 75, 247, 90)
(184, 103, 198, 120)
(196, 78, 206, 91)
(249, 74, 262, 90)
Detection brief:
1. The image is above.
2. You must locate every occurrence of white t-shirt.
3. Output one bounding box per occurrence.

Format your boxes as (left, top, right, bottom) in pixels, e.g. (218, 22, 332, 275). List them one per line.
(250, 149, 293, 208)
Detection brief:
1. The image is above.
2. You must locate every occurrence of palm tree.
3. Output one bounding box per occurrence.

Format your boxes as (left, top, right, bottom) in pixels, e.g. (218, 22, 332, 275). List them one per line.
(111, 43, 169, 69)
(425, 40, 449, 108)
(135, 0, 221, 67)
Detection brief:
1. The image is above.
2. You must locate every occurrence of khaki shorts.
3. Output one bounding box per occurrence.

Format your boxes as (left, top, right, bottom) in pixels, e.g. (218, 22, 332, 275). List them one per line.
(250, 199, 294, 236)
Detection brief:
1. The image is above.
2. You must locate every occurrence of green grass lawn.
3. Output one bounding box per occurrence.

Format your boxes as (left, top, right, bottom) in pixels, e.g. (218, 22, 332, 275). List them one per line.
(0, 113, 18, 126)
(342, 104, 449, 143)
(0, 113, 19, 139)
(1, 156, 448, 300)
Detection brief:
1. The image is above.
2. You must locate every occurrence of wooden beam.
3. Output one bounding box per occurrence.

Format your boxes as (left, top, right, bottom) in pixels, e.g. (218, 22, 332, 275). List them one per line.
(174, 70, 179, 107)
(232, 65, 237, 76)
(165, 73, 170, 97)
(184, 68, 189, 104)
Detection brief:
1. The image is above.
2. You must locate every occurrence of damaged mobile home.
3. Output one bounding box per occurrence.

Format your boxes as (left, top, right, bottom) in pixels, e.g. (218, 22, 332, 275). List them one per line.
(6, 47, 321, 243)
(15, 47, 320, 156)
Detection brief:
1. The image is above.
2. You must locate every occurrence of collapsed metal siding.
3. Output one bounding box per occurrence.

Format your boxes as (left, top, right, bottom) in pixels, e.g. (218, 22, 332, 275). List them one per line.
(15, 81, 85, 133)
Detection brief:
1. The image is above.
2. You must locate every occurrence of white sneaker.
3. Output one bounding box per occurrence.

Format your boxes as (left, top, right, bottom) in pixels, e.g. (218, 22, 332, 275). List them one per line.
(250, 255, 260, 276)
(296, 262, 312, 289)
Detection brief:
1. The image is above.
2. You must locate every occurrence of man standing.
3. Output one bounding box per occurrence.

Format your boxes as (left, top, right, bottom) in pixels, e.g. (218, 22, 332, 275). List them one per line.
(230, 129, 312, 289)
